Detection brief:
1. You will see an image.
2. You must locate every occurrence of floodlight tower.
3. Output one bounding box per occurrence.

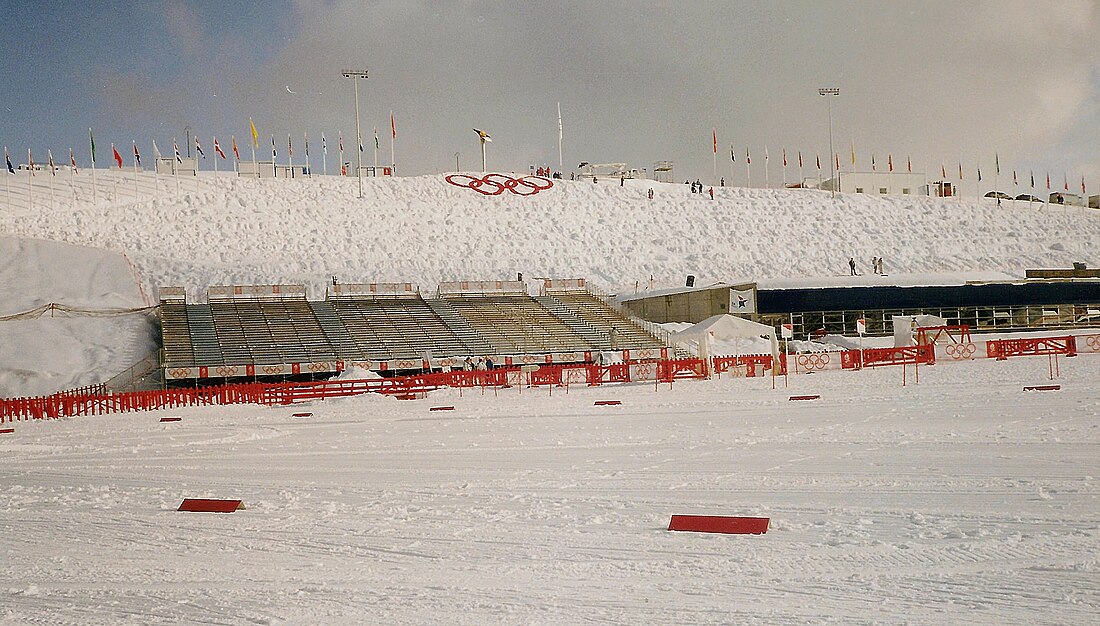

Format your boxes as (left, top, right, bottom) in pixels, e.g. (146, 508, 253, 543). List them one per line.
(341, 69, 369, 198)
(818, 87, 840, 197)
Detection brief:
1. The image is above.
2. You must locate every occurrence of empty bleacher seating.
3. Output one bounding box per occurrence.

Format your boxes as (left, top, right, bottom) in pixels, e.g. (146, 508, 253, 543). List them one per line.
(546, 290, 666, 350)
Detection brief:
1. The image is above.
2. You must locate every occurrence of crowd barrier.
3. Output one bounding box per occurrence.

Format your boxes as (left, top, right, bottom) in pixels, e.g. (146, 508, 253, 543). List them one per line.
(3, 334, 1098, 422)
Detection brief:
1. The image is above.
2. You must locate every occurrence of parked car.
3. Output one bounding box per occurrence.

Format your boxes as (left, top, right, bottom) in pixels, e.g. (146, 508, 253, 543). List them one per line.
(1014, 194, 1042, 202)
(984, 191, 1012, 200)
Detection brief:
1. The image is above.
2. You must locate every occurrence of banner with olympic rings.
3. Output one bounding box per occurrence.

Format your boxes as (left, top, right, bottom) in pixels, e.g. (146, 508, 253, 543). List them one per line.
(445, 173, 554, 196)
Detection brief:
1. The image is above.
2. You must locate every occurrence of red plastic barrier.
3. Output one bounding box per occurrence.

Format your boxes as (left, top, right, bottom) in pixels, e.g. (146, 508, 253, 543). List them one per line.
(594, 400, 622, 406)
(0, 427, 13, 434)
(668, 515, 770, 535)
(842, 345, 935, 369)
(1023, 385, 1061, 391)
(430, 406, 455, 411)
(988, 336, 1077, 360)
(159, 417, 182, 423)
(788, 395, 820, 401)
(178, 498, 244, 513)
(292, 412, 313, 418)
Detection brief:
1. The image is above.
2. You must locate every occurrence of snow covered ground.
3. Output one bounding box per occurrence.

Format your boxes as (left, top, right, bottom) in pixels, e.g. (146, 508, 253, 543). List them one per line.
(1, 170, 1098, 623)
(2, 357, 1097, 623)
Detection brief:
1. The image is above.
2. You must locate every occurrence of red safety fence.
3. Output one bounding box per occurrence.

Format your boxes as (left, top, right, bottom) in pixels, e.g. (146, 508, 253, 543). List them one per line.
(712, 354, 782, 377)
(840, 345, 935, 369)
(987, 336, 1077, 360)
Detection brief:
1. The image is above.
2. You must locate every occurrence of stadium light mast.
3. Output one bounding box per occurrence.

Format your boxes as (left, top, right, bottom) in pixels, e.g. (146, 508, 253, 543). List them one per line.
(818, 88, 839, 197)
(473, 128, 492, 172)
(341, 69, 369, 198)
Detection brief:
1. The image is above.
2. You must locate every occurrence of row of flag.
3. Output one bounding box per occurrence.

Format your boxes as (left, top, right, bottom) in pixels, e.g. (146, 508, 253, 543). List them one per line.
(708, 129, 1089, 194)
(4, 114, 399, 176)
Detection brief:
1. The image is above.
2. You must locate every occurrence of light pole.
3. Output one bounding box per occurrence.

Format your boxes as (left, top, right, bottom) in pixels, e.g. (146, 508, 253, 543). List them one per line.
(818, 88, 839, 197)
(454, 152, 460, 172)
(341, 69, 369, 198)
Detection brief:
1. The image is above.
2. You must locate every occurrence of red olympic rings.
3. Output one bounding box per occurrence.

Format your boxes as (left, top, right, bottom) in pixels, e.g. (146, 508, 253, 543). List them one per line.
(945, 343, 977, 359)
(445, 173, 554, 196)
(797, 353, 830, 370)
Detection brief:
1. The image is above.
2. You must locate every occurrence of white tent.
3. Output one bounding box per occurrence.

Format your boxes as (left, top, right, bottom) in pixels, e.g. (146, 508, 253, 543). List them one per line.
(672, 314, 781, 374)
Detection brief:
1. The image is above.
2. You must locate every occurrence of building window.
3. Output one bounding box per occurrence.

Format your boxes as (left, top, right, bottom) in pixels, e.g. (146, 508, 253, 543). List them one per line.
(902, 188, 910, 194)
(856, 187, 864, 193)
(879, 187, 888, 194)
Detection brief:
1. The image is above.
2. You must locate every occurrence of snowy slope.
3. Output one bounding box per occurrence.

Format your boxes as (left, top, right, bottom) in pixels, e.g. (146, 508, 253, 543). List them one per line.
(1, 169, 1097, 302)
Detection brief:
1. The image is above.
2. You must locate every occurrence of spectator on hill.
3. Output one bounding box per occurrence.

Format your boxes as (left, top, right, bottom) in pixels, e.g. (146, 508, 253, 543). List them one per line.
(849, 257, 857, 276)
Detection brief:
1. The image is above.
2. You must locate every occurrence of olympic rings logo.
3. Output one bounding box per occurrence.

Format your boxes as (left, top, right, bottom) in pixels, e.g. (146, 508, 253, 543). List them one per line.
(1086, 335, 1100, 351)
(945, 343, 977, 360)
(797, 353, 830, 370)
(445, 173, 554, 196)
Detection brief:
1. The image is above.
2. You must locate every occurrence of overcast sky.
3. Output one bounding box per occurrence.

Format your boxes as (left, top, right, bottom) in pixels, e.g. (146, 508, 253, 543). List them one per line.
(2, 0, 1097, 187)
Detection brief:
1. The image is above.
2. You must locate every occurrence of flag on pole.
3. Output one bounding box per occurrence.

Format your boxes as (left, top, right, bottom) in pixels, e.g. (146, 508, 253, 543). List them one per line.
(48, 149, 56, 175)
(888, 154, 893, 172)
(1045, 172, 1050, 189)
(133, 141, 141, 166)
(712, 128, 717, 154)
(374, 127, 379, 150)
(871, 154, 876, 171)
(746, 147, 750, 164)
(5, 147, 15, 174)
(850, 141, 856, 166)
(322, 133, 327, 156)
(1030, 171, 1034, 188)
(249, 118, 259, 147)
(194, 136, 206, 158)
(28, 149, 34, 175)
(1013, 170, 1017, 186)
(214, 137, 226, 159)
(89, 128, 97, 164)
(339, 133, 344, 153)
(69, 148, 77, 173)
(391, 111, 396, 138)
(152, 140, 161, 161)
(288, 135, 293, 157)
(995, 153, 1000, 175)
(941, 163, 947, 179)
(304, 133, 309, 159)
(959, 162, 963, 180)
(730, 144, 735, 162)
(816, 154, 821, 171)
(271, 136, 277, 158)
(231, 136, 240, 161)
(977, 167, 982, 182)
(798, 151, 803, 169)
(1082, 175, 1087, 195)
(835, 153, 840, 170)
(174, 141, 182, 162)
(907, 156, 911, 173)
(1063, 173, 1068, 191)
(112, 144, 123, 168)
(782, 148, 787, 167)
(765, 145, 769, 161)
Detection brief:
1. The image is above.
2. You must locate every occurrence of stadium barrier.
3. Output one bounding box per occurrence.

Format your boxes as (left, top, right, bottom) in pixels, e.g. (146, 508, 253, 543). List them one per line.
(4, 338, 1099, 422)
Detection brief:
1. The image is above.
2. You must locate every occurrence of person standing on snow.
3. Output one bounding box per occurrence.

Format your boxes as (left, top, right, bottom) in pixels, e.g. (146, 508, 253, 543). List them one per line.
(849, 257, 857, 276)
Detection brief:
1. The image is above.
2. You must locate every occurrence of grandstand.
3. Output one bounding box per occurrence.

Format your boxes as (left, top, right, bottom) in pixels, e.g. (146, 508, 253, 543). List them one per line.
(156, 278, 669, 385)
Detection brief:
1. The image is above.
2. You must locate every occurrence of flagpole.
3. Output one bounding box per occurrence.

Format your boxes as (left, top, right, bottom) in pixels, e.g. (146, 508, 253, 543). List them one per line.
(4, 149, 10, 209)
(152, 141, 159, 194)
(68, 149, 76, 203)
(557, 102, 563, 175)
(174, 138, 181, 196)
(288, 135, 293, 176)
(764, 146, 770, 189)
(89, 129, 97, 206)
(47, 151, 55, 210)
(373, 127, 378, 171)
(322, 133, 328, 176)
(132, 142, 139, 200)
(389, 110, 395, 175)
(745, 150, 750, 188)
(213, 137, 218, 187)
(27, 149, 34, 211)
(782, 150, 787, 188)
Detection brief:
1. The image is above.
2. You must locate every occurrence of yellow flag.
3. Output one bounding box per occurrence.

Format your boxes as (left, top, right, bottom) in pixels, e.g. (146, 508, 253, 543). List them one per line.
(249, 117, 259, 147)
(850, 141, 856, 166)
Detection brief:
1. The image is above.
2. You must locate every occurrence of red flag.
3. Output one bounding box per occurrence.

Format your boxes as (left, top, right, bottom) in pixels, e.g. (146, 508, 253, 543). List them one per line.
(816, 154, 821, 170)
(746, 148, 750, 165)
(871, 154, 876, 172)
(391, 111, 396, 138)
(69, 148, 77, 174)
(712, 128, 717, 154)
(232, 135, 240, 161)
(888, 154, 893, 172)
(835, 153, 840, 170)
(907, 156, 911, 173)
(1083, 175, 1087, 195)
(782, 148, 787, 167)
(1046, 172, 1050, 189)
(959, 163, 963, 180)
(112, 144, 123, 168)
(133, 141, 141, 166)
(214, 137, 226, 159)
(798, 151, 803, 168)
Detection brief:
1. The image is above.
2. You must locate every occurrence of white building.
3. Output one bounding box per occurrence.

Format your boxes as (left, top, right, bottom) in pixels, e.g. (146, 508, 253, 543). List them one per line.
(819, 171, 927, 196)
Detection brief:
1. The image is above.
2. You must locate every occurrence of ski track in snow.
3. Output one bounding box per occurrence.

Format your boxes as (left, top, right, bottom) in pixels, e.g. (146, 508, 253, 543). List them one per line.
(1, 357, 1097, 623)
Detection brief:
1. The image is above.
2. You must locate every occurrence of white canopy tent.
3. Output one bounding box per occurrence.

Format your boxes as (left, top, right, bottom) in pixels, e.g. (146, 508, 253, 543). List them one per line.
(672, 314, 781, 375)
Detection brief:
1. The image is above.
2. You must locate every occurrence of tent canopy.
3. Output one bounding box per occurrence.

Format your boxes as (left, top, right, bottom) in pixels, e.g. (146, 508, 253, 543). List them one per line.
(672, 314, 781, 372)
